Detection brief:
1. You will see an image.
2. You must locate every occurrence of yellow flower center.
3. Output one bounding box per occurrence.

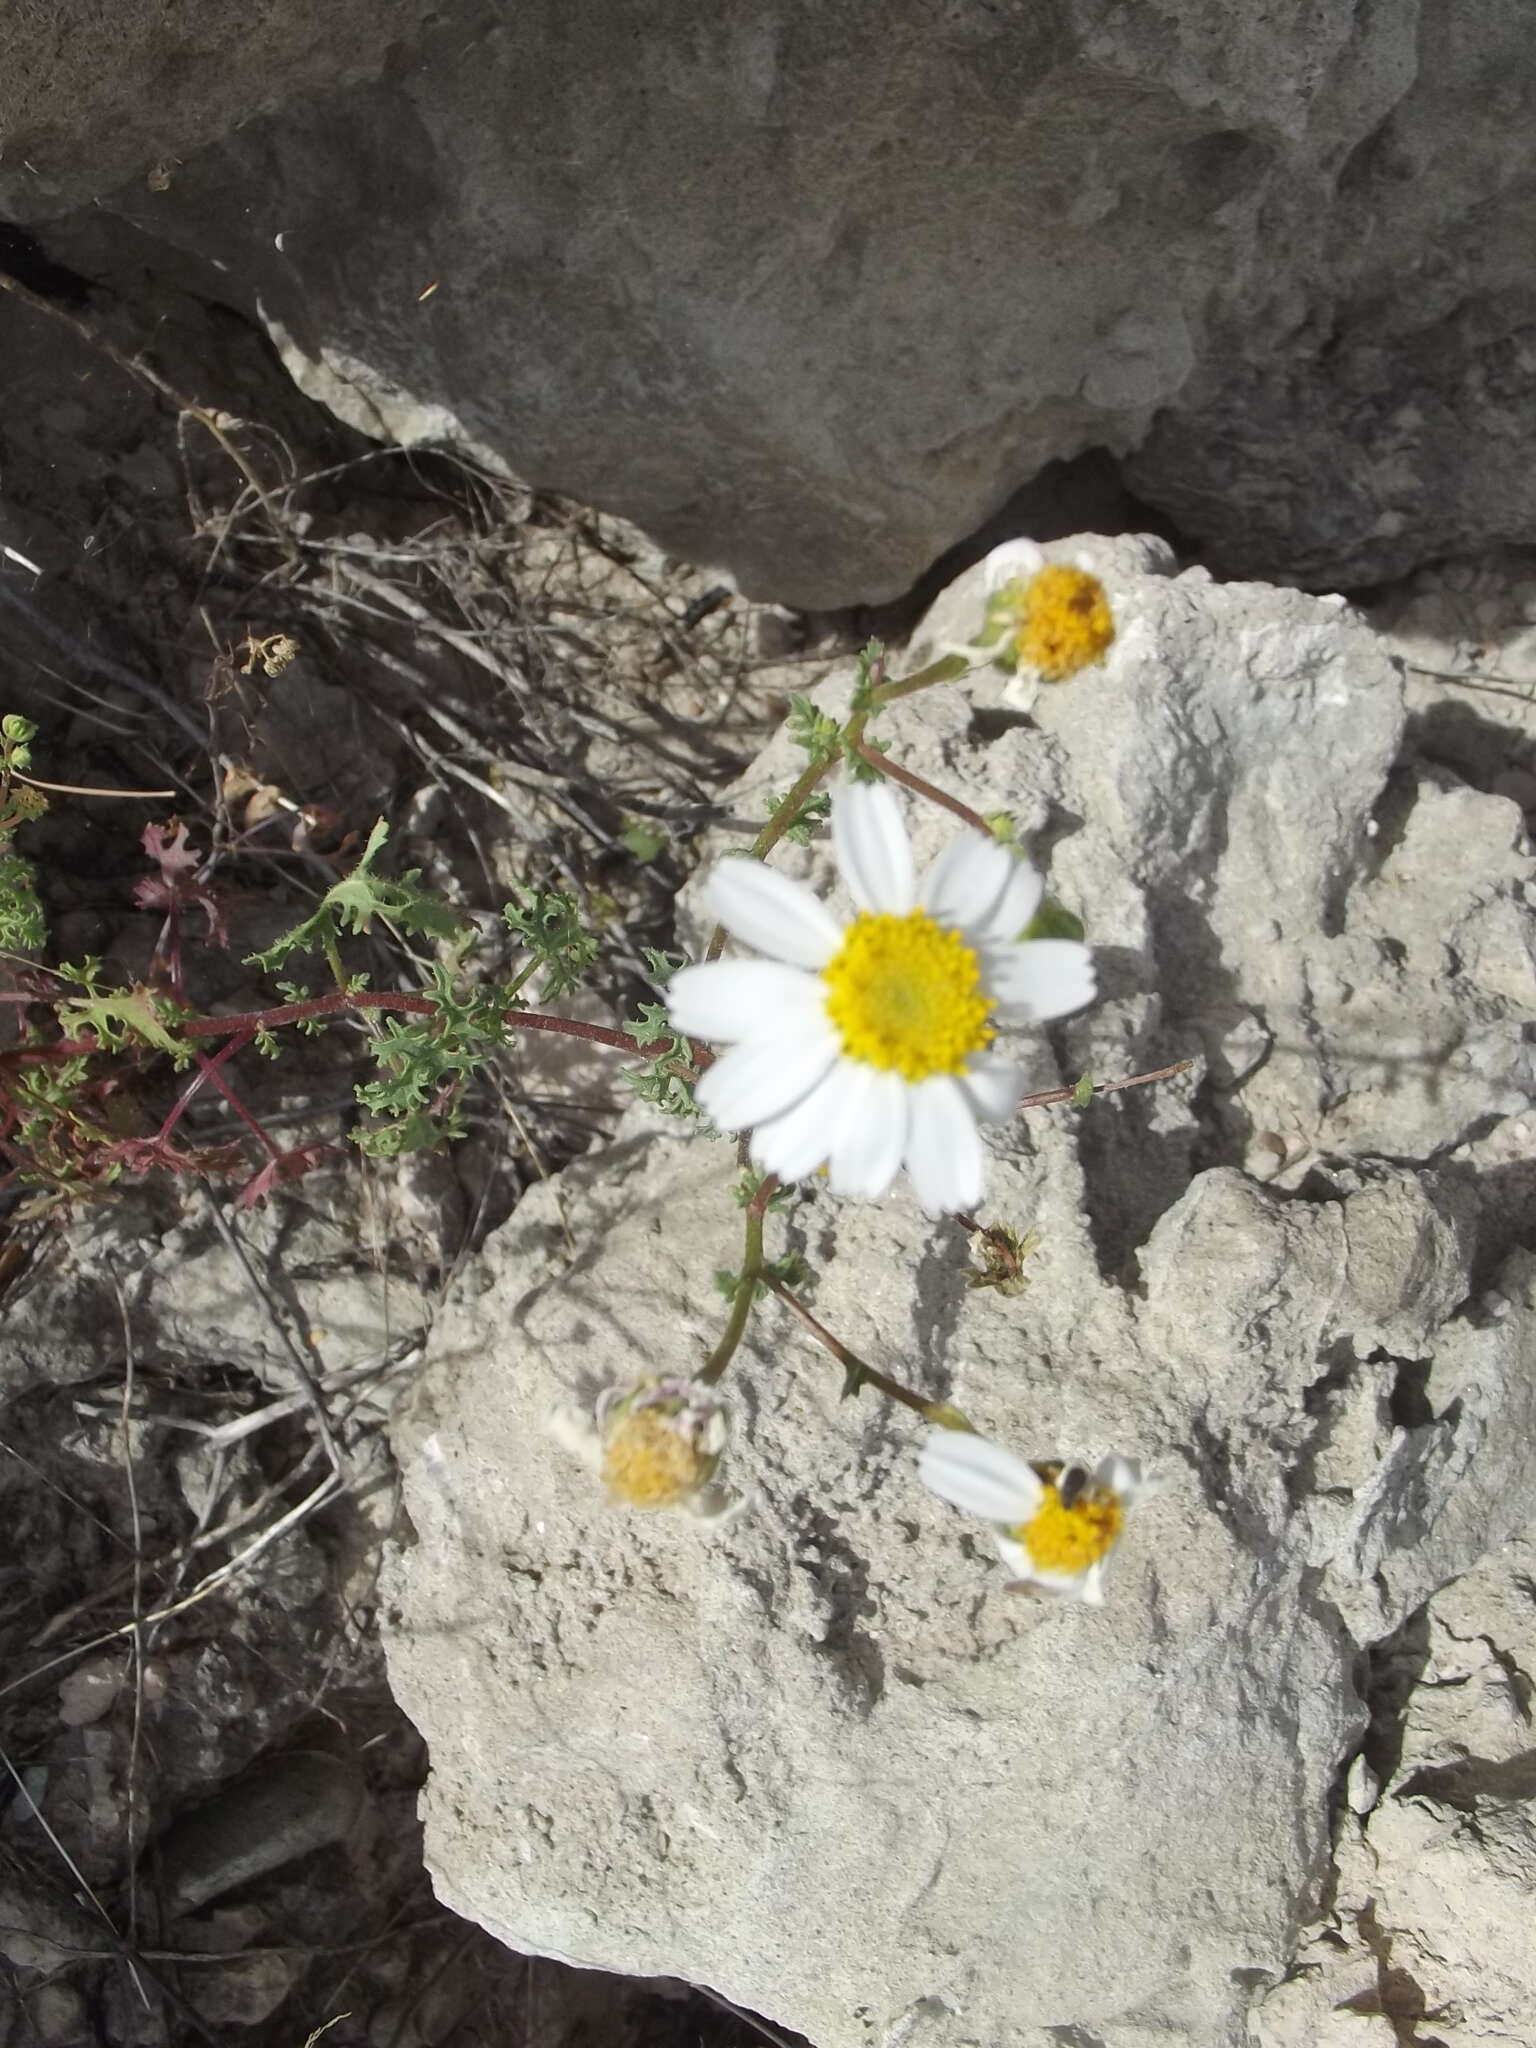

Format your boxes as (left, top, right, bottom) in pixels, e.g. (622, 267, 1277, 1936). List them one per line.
(821, 910, 995, 1080)
(1010, 565, 1114, 682)
(1010, 1475, 1123, 1574)
(601, 1411, 713, 1510)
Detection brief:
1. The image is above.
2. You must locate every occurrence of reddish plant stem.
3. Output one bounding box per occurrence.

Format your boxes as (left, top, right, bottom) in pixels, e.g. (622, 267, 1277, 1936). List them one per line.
(175, 990, 654, 1055)
(852, 742, 993, 834)
(504, 1009, 654, 1056)
(1017, 1058, 1195, 1111)
(1, 1038, 102, 1064)
(156, 1030, 282, 1158)
(197, 1060, 282, 1156)
(763, 1274, 967, 1423)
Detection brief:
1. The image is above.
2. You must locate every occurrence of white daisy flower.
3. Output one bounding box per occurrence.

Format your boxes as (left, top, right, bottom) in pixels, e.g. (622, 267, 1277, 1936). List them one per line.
(917, 1427, 1148, 1604)
(667, 780, 1094, 1214)
(976, 539, 1115, 685)
(546, 1376, 739, 1519)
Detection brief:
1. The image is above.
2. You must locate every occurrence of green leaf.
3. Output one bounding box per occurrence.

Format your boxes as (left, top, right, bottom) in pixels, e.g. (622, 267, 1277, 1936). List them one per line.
(1021, 895, 1086, 944)
(1, 712, 38, 774)
(503, 882, 598, 998)
(786, 694, 842, 760)
(619, 816, 668, 863)
(921, 1402, 974, 1432)
(248, 818, 470, 973)
(732, 1167, 796, 1211)
(56, 981, 187, 1059)
(0, 846, 45, 951)
(350, 963, 509, 1153)
(764, 787, 830, 846)
(964, 1222, 1040, 1298)
(622, 1030, 704, 1121)
(1071, 1072, 1095, 1111)
(765, 1250, 809, 1290)
(641, 947, 686, 986)
(848, 637, 887, 714)
(843, 734, 889, 782)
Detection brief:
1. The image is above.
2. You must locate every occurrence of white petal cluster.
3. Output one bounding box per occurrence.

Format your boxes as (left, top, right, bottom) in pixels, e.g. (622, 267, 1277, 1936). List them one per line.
(918, 1427, 1149, 1604)
(546, 1376, 739, 1520)
(668, 781, 1093, 1214)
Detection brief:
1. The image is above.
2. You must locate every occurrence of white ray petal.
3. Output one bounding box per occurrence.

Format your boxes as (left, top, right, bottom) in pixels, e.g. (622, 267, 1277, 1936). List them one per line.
(982, 538, 1045, 591)
(694, 1026, 838, 1132)
(667, 960, 826, 1043)
(545, 1403, 602, 1471)
(707, 858, 843, 968)
(748, 1061, 861, 1184)
(918, 832, 1012, 935)
(959, 1054, 1023, 1125)
(806, 1060, 878, 1193)
(1092, 1453, 1141, 1499)
(985, 938, 1096, 1021)
(975, 857, 1045, 945)
(831, 780, 916, 915)
(826, 1065, 908, 1198)
(904, 1074, 984, 1215)
(918, 1429, 1042, 1523)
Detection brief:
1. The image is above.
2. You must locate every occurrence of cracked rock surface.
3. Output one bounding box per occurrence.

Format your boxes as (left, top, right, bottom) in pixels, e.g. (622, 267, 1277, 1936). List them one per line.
(1256, 1529, 1536, 2048)
(383, 539, 1536, 2046)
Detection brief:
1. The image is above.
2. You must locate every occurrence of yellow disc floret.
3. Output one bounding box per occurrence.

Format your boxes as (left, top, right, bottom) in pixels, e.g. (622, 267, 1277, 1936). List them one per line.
(1010, 1473, 1124, 1575)
(821, 910, 995, 1080)
(602, 1408, 713, 1509)
(1009, 565, 1114, 683)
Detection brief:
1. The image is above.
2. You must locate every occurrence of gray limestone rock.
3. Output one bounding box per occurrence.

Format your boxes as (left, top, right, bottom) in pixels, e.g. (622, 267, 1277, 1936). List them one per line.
(1256, 1530, 1536, 2048)
(382, 544, 1536, 2044)
(10, 5, 1536, 605)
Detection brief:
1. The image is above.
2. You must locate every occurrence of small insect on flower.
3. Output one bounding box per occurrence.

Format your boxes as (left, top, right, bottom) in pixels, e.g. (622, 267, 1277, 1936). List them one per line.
(917, 1427, 1149, 1604)
(546, 1376, 738, 1519)
(667, 780, 1094, 1215)
(977, 539, 1115, 685)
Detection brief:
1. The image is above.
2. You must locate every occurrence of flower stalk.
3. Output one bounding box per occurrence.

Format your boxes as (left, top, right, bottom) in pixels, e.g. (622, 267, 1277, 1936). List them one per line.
(851, 740, 992, 834)
(763, 1273, 969, 1426)
(698, 1173, 780, 1385)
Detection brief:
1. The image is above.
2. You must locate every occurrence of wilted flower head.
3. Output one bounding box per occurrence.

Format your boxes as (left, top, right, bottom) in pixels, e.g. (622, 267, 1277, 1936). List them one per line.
(667, 780, 1094, 1215)
(918, 1427, 1149, 1604)
(978, 539, 1114, 684)
(547, 1376, 736, 1518)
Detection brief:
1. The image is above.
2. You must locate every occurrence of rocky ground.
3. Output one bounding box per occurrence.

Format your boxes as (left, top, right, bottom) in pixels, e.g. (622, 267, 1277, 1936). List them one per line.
(382, 539, 1536, 2048)
(2, 255, 1535, 2048)
(0, 258, 825, 2047)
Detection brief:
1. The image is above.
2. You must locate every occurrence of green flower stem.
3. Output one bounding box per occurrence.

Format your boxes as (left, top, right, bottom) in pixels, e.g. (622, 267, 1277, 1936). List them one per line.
(867, 653, 973, 707)
(697, 1173, 780, 1386)
(703, 747, 842, 963)
(320, 931, 351, 997)
(851, 741, 992, 834)
(763, 1273, 970, 1427)
(702, 650, 976, 963)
